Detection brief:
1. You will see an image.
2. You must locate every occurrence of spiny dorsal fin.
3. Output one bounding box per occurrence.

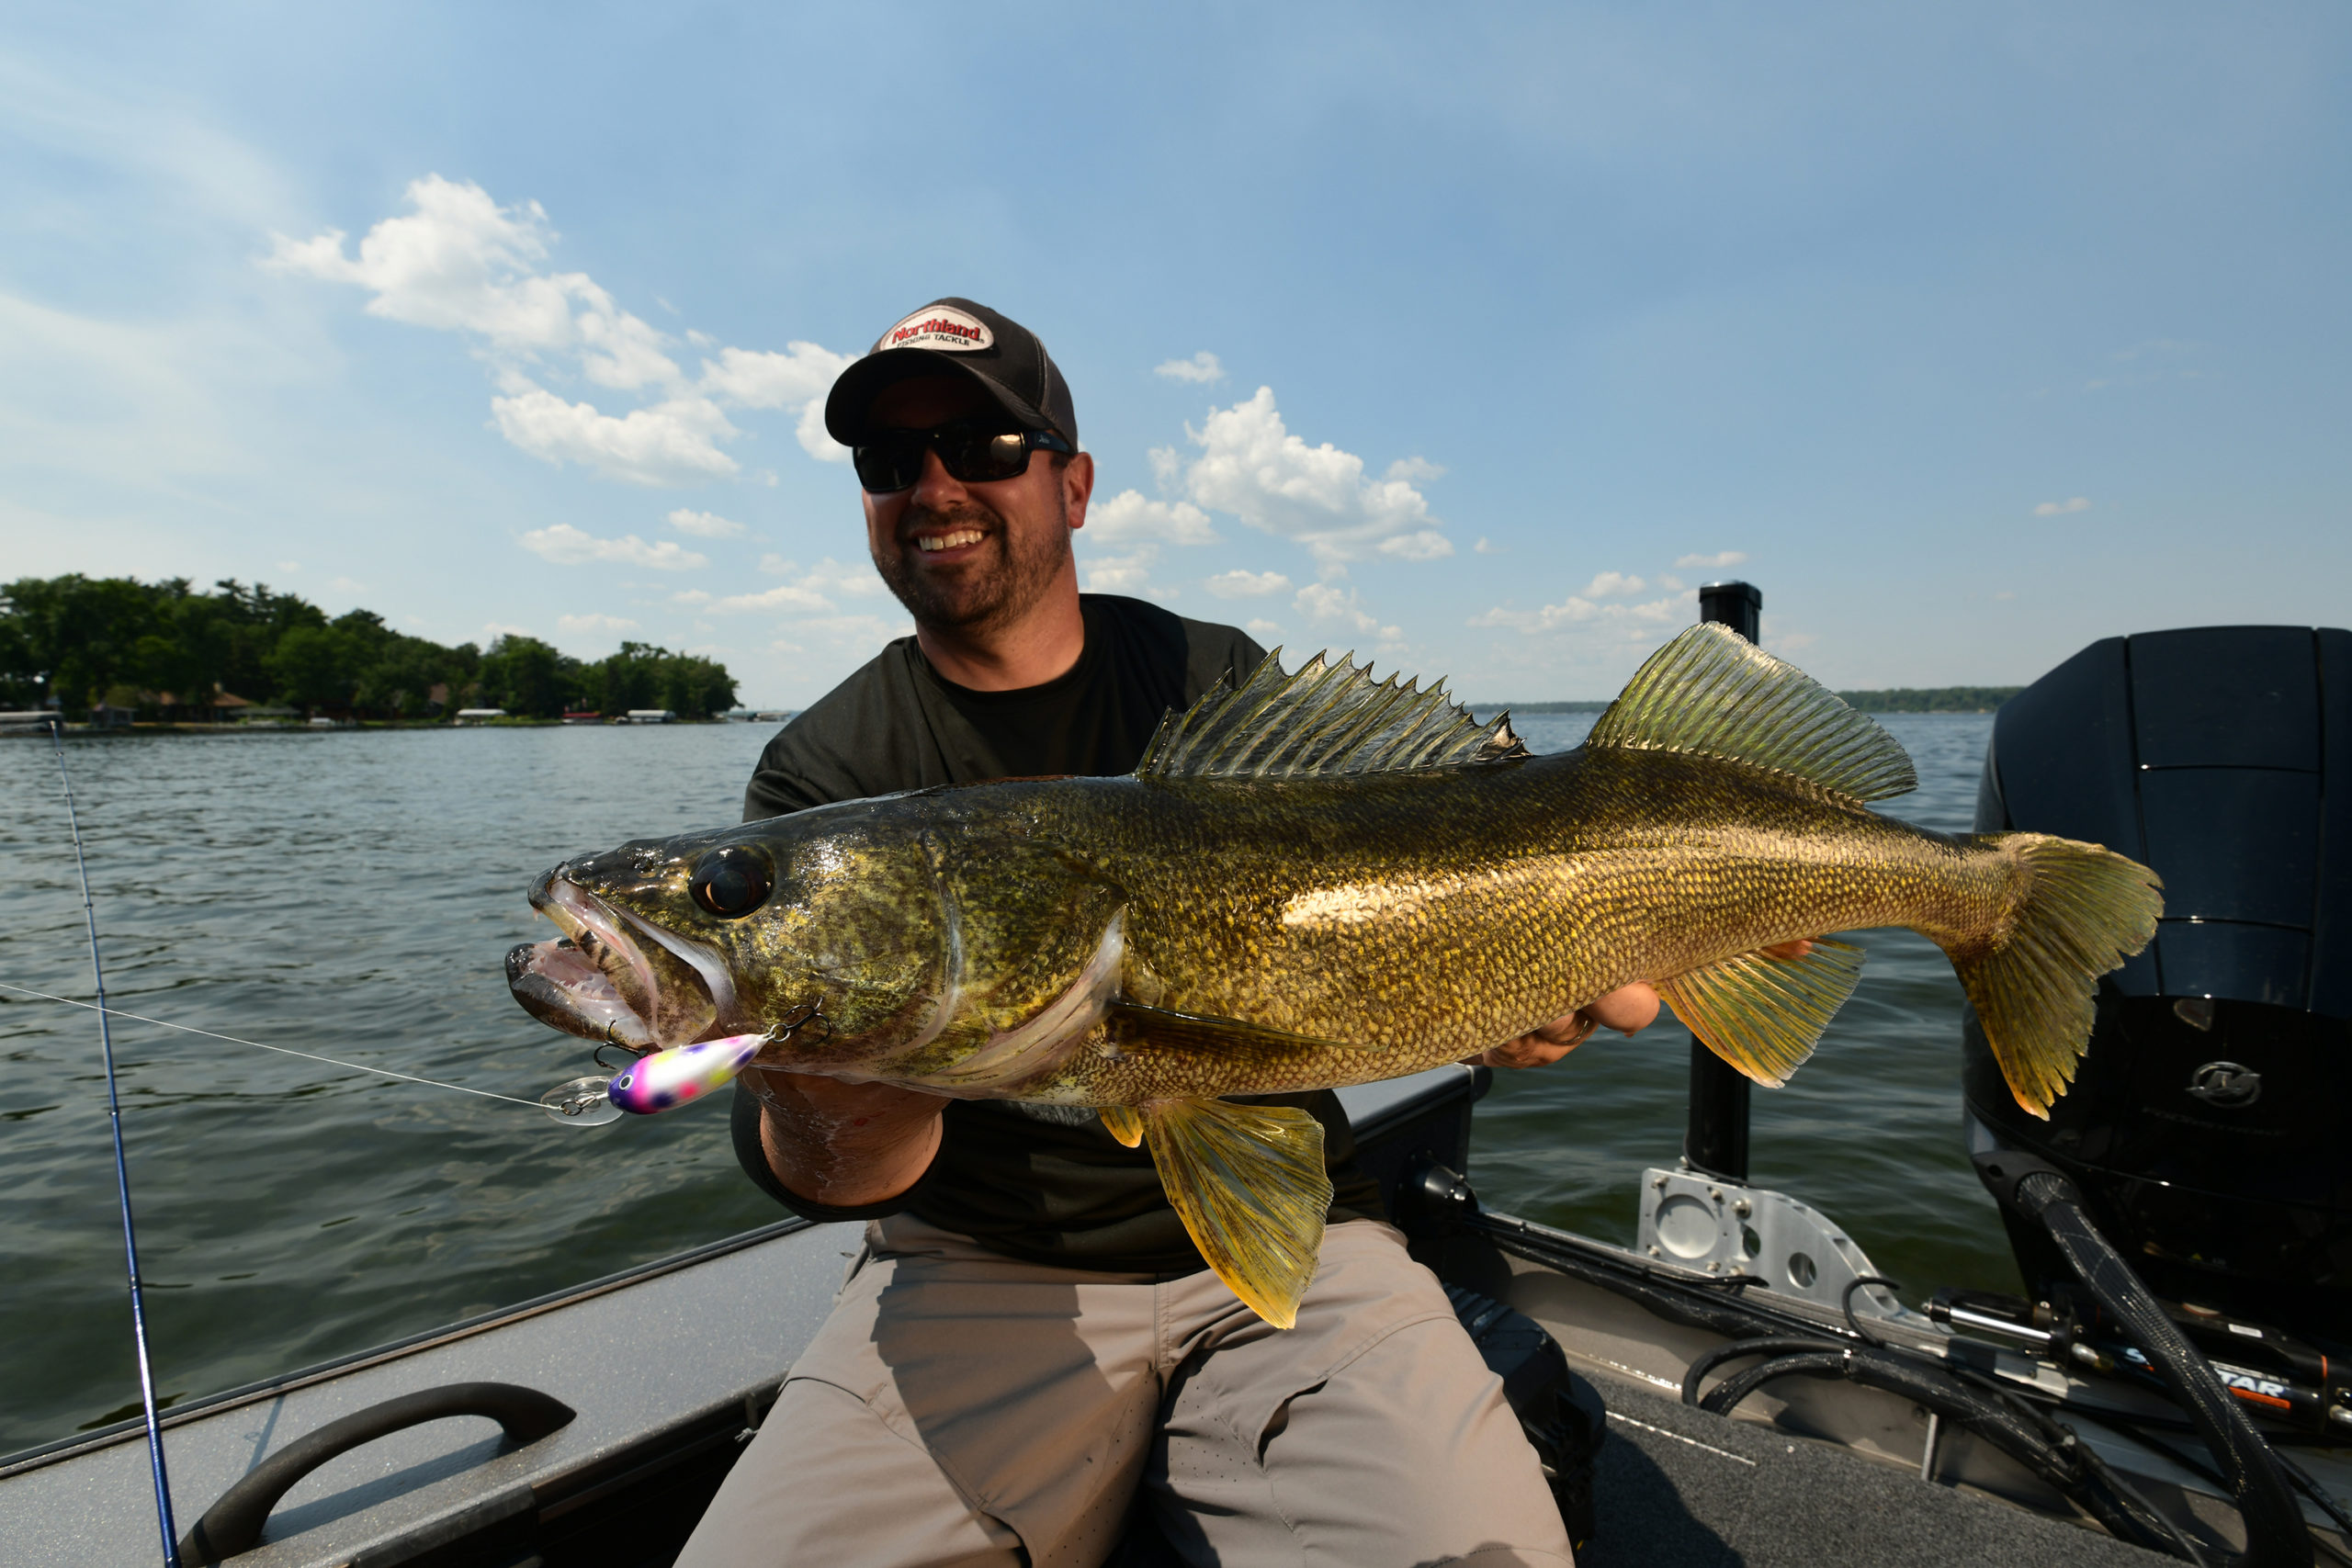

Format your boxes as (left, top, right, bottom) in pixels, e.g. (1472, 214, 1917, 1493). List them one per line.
(1657, 939, 1867, 1088)
(1136, 649, 1526, 780)
(1589, 624, 1917, 802)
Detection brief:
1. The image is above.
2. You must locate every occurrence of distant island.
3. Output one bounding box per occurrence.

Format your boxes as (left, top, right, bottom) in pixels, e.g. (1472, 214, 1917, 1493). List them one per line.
(1476, 687, 2024, 718)
(1, 574, 739, 724)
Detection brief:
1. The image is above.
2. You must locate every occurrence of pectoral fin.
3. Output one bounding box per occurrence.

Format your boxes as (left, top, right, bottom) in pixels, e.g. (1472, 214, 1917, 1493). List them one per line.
(1657, 938, 1866, 1088)
(1100, 1104, 1145, 1146)
(1143, 1098, 1332, 1329)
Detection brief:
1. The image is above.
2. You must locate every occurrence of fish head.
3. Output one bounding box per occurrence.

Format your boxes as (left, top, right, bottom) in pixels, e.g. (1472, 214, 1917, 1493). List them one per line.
(507, 803, 950, 1070)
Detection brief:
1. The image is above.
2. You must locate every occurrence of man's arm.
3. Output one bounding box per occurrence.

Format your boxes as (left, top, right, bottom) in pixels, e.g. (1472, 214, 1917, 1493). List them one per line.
(744, 1068, 947, 1208)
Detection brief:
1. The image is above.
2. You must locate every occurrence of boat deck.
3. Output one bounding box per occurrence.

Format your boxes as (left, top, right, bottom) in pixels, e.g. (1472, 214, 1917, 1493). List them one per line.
(1582, 1377, 2164, 1568)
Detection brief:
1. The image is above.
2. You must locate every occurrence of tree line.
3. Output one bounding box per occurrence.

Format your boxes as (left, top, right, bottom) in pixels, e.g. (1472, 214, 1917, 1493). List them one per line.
(0, 575, 740, 721)
(1836, 686, 2023, 714)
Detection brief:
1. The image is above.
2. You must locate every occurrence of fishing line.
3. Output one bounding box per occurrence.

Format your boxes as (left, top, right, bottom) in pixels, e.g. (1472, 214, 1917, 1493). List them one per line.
(0, 983, 548, 1111)
(47, 724, 182, 1568)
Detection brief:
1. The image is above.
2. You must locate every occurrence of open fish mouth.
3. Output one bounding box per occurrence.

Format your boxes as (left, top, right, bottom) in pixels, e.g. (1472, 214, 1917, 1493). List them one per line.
(506, 870, 735, 1049)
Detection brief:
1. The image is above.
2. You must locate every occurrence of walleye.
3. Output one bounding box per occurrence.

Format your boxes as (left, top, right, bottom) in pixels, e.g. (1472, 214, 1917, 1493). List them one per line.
(509, 625, 2162, 1326)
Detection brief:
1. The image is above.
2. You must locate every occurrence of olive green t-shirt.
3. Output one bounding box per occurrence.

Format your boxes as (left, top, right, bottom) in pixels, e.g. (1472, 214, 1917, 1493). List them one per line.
(729, 593, 1385, 1272)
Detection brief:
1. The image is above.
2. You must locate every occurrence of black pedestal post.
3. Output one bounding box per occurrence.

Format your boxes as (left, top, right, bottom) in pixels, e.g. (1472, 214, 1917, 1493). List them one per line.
(1682, 581, 1762, 1181)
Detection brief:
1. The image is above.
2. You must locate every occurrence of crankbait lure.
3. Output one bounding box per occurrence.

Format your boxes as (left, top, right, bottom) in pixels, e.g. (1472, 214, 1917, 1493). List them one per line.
(538, 1031, 766, 1125)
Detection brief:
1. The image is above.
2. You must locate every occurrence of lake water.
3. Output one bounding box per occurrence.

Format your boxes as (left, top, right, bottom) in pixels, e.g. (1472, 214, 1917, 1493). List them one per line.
(0, 713, 2014, 1456)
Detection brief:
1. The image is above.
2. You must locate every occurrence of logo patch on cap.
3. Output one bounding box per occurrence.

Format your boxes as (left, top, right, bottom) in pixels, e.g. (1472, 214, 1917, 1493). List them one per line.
(879, 305, 994, 355)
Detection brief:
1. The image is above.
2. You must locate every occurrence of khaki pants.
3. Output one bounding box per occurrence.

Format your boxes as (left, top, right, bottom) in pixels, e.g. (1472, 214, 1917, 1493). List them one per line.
(680, 1215, 1573, 1568)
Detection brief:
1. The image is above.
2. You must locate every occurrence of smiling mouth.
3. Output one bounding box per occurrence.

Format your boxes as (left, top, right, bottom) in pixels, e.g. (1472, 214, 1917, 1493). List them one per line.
(507, 873, 734, 1049)
(914, 527, 987, 554)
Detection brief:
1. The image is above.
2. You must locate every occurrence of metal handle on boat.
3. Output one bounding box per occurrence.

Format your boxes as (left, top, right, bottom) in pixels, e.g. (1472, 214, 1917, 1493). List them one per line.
(177, 1380, 575, 1563)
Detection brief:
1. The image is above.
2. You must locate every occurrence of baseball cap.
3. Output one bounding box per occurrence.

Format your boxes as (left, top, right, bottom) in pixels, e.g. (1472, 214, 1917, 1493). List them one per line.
(824, 298, 1079, 449)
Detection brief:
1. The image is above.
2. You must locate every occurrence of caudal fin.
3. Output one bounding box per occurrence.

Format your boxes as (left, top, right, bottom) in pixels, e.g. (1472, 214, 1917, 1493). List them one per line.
(1952, 834, 2163, 1118)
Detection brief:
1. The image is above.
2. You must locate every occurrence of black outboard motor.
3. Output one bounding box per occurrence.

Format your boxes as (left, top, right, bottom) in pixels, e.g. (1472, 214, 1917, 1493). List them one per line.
(1967, 625, 2352, 1354)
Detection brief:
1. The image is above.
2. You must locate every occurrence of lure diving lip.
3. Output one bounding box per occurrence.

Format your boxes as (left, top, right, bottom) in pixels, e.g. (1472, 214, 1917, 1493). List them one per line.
(538, 1030, 770, 1126)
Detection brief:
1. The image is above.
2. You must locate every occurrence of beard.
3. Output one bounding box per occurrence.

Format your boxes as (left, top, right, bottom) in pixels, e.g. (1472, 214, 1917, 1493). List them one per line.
(872, 491, 1072, 635)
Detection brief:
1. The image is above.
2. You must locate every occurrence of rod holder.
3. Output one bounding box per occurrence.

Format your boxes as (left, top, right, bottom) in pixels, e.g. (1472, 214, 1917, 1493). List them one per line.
(1683, 581, 1761, 1181)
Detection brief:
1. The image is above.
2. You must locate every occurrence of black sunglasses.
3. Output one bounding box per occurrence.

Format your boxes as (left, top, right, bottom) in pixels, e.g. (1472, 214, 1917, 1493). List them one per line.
(852, 420, 1076, 494)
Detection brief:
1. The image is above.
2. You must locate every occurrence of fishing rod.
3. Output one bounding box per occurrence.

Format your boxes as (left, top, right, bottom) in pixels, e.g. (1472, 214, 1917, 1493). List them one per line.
(48, 721, 181, 1568)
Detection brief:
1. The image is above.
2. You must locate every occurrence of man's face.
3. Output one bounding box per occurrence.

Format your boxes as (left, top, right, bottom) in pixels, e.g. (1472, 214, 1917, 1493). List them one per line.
(860, 377, 1090, 637)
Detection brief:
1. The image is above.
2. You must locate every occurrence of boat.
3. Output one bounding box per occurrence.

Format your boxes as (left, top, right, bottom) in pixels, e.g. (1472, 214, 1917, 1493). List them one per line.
(6, 595, 2346, 1566)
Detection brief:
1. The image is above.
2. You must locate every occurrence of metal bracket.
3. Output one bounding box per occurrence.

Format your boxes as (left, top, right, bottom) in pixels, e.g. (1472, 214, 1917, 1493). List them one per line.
(1634, 1168, 1917, 1324)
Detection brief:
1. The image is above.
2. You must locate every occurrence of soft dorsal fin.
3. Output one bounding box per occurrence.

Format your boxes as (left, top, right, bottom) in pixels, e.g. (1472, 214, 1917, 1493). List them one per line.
(1589, 624, 1917, 802)
(1136, 649, 1526, 780)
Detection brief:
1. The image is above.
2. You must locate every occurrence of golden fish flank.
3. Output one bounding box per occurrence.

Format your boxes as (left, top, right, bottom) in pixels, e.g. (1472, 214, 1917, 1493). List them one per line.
(510, 624, 2163, 1329)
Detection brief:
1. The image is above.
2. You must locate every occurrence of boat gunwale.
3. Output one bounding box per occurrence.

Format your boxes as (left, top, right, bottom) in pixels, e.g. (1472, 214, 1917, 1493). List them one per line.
(0, 1215, 813, 1478)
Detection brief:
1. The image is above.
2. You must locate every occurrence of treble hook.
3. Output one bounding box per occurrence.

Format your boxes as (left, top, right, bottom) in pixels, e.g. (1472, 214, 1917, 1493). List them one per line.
(593, 1020, 653, 1072)
(766, 1002, 831, 1049)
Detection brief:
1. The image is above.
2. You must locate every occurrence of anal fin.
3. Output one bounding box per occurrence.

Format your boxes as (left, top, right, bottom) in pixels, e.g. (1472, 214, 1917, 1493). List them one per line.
(1143, 1099, 1332, 1329)
(1657, 938, 1866, 1088)
(1100, 1105, 1145, 1146)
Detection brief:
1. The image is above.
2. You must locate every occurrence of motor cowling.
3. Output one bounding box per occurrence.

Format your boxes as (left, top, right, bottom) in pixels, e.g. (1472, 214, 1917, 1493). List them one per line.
(1966, 626, 2352, 1351)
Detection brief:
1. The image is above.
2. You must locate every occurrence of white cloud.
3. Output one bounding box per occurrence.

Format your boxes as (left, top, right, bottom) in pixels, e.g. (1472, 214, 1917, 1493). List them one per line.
(695, 343, 854, 462)
(1246, 618, 1283, 640)
(1295, 581, 1382, 635)
(265, 175, 679, 389)
(1473, 537, 1502, 555)
(558, 612, 639, 636)
(327, 575, 368, 594)
(1083, 552, 1159, 594)
(481, 621, 536, 643)
(706, 557, 880, 613)
(1204, 569, 1294, 599)
(266, 174, 854, 479)
(492, 387, 740, 485)
(1158, 387, 1452, 565)
(1087, 489, 1219, 547)
(1675, 550, 1748, 570)
(1658, 574, 1686, 592)
(1584, 570, 1645, 597)
(1154, 351, 1225, 384)
(276, 559, 302, 573)
(518, 523, 709, 570)
(759, 553, 795, 574)
(2033, 497, 2092, 515)
(798, 557, 885, 598)
(1468, 594, 1683, 633)
(1385, 457, 1445, 482)
(667, 507, 745, 538)
(671, 589, 713, 605)
(713, 582, 831, 613)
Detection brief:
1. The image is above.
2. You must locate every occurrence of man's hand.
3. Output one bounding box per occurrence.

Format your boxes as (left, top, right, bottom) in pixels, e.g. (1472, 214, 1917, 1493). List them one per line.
(1479, 939, 1817, 1069)
(744, 1067, 947, 1208)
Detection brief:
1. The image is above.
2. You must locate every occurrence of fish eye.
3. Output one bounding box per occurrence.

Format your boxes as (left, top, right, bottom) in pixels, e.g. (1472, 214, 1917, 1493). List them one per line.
(689, 846, 775, 919)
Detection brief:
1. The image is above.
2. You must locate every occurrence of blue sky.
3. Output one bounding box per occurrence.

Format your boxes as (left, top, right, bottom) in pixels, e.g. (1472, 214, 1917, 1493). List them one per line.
(4, 4, 2346, 705)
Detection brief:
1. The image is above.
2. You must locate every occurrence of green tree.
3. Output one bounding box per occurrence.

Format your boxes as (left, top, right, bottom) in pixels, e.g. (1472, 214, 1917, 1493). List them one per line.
(268, 624, 358, 713)
(0, 576, 738, 725)
(478, 635, 573, 718)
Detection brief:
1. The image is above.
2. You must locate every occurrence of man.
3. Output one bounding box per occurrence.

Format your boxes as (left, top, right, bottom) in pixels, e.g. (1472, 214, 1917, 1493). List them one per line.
(681, 299, 1660, 1568)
